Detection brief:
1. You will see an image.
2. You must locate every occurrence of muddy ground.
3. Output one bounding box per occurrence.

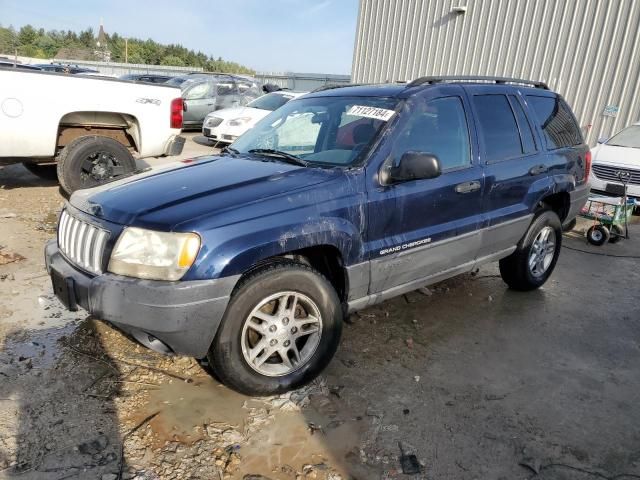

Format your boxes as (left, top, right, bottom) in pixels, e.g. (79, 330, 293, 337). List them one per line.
(1, 137, 640, 480)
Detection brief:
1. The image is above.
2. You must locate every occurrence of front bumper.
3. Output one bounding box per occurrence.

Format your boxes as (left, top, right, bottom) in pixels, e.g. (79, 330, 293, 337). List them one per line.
(45, 240, 238, 358)
(589, 173, 640, 199)
(202, 127, 238, 143)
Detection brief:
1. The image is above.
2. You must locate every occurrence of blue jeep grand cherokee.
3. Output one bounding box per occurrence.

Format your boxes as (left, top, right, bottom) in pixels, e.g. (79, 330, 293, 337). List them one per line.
(46, 76, 590, 395)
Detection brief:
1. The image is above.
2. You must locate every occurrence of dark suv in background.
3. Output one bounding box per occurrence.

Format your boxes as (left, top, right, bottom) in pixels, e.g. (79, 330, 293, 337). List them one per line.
(46, 76, 590, 395)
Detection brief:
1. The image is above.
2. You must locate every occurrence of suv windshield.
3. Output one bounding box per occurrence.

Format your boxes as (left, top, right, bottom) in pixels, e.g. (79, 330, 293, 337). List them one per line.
(232, 96, 398, 166)
(607, 125, 640, 148)
(247, 92, 296, 111)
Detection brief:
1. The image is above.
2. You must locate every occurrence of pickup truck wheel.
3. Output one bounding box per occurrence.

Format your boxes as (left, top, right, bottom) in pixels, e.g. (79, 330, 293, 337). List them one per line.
(56, 136, 136, 194)
(22, 162, 58, 181)
(499, 210, 562, 291)
(208, 261, 342, 396)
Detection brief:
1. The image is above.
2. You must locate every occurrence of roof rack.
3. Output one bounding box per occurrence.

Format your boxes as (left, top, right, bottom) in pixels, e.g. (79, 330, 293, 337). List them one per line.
(311, 83, 366, 93)
(406, 76, 549, 90)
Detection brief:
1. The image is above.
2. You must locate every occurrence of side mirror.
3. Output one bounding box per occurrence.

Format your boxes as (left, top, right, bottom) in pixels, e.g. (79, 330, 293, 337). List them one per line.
(597, 136, 608, 144)
(380, 151, 442, 185)
(183, 101, 188, 112)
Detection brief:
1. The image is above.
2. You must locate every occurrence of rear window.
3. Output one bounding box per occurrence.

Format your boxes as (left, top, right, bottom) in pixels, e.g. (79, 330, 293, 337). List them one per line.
(473, 94, 522, 162)
(527, 96, 582, 149)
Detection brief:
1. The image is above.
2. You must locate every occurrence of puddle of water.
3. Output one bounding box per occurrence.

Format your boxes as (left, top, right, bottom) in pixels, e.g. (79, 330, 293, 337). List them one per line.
(144, 377, 253, 446)
(238, 410, 363, 476)
(3, 323, 79, 368)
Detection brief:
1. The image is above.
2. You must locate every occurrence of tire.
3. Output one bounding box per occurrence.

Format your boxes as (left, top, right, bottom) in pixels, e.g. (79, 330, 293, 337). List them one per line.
(208, 261, 343, 396)
(499, 210, 562, 291)
(586, 224, 610, 246)
(563, 218, 577, 232)
(22, 162, 58, 181)
(56, 136, 136, 194)
(608, 224, 624, 243)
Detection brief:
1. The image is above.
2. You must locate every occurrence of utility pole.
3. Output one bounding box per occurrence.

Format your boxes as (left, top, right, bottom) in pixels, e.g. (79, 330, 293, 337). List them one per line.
(125, 38, 128, 63)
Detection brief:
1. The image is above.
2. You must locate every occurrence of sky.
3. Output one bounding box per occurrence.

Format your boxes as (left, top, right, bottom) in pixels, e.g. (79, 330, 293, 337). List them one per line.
(0, 0, 360, 74)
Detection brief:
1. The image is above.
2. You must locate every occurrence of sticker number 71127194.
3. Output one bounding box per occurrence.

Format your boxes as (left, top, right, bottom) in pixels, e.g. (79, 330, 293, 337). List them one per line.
(347, 105, 396, 122)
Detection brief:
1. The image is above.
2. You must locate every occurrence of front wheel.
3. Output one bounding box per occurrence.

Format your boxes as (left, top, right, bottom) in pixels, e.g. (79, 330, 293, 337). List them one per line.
(499, 210, 562, 291)
(586, 224, 610, 246)
(208, 261, 343, 396)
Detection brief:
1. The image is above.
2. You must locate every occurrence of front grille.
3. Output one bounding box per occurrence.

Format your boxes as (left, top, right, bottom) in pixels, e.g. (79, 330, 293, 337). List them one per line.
(58, 210, 109, 274)
(592, 164, 640, 185)
(206, 116, 224, 128)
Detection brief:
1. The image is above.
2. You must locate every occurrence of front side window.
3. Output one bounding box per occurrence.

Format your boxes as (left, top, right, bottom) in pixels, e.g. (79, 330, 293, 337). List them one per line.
(473, 94, 522, 162)
(216, 81, 236, 96)
(527, 95, 583, 149)
(391, 96, 471, 171)
(184, 82, 212, 100)
(606, 125, 640, 148)
(233, 96, 398, 166)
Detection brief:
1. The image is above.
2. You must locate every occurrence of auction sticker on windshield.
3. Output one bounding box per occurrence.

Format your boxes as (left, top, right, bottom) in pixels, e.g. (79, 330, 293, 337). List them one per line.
(347, 105, 396, 121)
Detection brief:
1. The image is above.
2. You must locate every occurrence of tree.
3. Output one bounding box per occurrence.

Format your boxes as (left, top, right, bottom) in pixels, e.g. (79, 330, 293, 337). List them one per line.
(17, 25, 37, 46)
(78, 28, 94, 48)
(160, 55, 184, 66)
(0, 23, 255, 74)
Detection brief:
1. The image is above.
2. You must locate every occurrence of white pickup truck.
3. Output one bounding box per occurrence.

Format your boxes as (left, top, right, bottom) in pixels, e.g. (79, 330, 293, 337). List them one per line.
(0, 67, 185, 193)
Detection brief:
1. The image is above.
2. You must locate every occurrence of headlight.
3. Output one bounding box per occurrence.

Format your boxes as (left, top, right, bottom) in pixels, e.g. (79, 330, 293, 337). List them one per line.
(108, 227, 201, 281)
(228, 117, 252, 126)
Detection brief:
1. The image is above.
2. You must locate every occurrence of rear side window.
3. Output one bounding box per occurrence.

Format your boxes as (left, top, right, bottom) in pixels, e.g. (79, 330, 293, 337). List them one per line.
(473, 94, 522, 162)
(508, 95, 537, 154)
(527, 96, 582, 149)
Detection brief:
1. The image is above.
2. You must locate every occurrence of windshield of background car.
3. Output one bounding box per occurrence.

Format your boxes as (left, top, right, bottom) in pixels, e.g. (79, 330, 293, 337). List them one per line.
(607, 125, 640, 148)
(247, 92, 296, 111)
(232, 96, 399, 166)
(165, 77, 188, 87)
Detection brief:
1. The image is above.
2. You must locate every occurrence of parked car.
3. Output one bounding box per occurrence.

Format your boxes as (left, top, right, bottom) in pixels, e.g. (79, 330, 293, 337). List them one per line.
(32, 63, 99, 74)
(167, 74, 261, 129)
(0, 61, 42, 71)
(1, 68, 185, 193)
(589, 123, 640, 198)
(202, 91, 307, 143)
(120, 73, 173, 84)
(45, 77, 590, 395)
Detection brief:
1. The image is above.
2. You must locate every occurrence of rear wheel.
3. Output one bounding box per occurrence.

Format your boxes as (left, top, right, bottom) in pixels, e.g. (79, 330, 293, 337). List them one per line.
(56, 136, 136, 194)
(208, 261, 342, 396)
(499, 210, 562, 291)
(22, 162, 58, 181)
(586, 224, 609, 246)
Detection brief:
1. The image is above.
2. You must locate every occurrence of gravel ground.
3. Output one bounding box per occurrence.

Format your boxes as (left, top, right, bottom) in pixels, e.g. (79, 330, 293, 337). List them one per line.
(1, 142, 639, 480)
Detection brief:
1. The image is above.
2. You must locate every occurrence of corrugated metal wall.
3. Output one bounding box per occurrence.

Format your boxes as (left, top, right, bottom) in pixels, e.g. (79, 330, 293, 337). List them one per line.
(352, 0, 640, 144)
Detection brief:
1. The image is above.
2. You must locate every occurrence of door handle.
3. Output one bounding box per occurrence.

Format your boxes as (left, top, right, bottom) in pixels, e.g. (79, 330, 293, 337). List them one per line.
(455, 180, 481, 194)
(529, 164, 548, 175)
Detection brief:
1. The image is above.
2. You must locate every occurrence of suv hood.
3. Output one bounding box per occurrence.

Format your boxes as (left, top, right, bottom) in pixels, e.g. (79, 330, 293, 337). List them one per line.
(70, 155, 342, 229)
(206, 106, 268, 121)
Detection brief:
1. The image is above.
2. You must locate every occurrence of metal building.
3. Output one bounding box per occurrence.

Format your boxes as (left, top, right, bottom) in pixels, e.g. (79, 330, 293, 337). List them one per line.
(351, 0, 640, 144)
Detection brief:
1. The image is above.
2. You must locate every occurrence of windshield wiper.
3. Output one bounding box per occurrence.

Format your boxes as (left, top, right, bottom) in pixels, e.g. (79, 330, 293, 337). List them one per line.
(248, 149, 308, 167)
(221, 146, 239, 155)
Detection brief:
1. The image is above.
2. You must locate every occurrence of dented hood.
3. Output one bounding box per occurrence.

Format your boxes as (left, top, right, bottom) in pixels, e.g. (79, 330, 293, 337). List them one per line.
(70, 155, 341, 230)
